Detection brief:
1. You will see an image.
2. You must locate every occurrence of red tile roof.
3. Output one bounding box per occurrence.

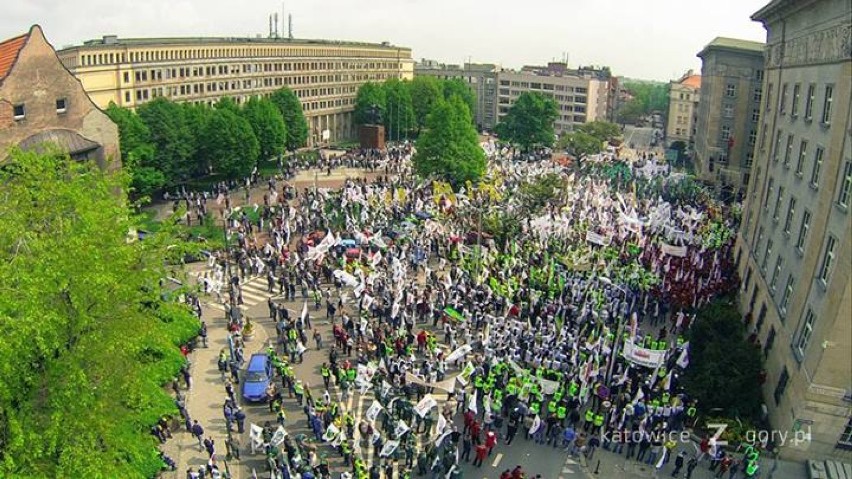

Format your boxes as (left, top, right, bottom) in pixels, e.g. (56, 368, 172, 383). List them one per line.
(0, 32, 29, 81)
(680, 75, 701, 89)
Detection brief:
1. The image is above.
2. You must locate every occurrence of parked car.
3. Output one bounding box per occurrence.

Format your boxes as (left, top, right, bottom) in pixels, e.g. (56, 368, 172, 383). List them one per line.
(241, 354, 273, 403)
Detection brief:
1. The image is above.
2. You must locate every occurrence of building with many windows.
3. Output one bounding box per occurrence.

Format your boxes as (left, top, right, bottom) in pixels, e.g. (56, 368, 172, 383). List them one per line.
(694, 37, 765, 192)
(414, 61, 498, 131)
(56, 35, 413, 145)
(736, 0, 851, 461)
(0, 25, 119, 168)
(665, 70, 701, 148)
(495, 63, 612, 137)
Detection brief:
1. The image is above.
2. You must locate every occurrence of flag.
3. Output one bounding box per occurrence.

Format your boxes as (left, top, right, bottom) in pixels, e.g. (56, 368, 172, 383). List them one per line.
(528, 415, 542, 435)
(436, 413, 448, 437)
(443, 306, 466, 322)
(468, 389, 478, 414)
(676, 342, 690, 368)
(662, 370, 673, 392)
(300, 301, 308, 323)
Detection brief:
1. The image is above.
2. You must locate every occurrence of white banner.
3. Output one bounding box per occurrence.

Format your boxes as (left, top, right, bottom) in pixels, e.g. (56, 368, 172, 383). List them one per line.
(661, 243, 687, 257)
(323, 423, 340, 442)
(445, 344, 472, 363)
(414, 395, 437, 418)
(405, 372, 458, 392)
(394, 420, 410, 438)
(250, 423, 264, 450)
(333, 270, 360, 287)
(436, 413, 448, 437)
(366, 400, 383, 423)
(622, 339, 667, 368)
(270, 426, 287, 447)
(586, 231, 611, 246)
(380, 440, 400, 457)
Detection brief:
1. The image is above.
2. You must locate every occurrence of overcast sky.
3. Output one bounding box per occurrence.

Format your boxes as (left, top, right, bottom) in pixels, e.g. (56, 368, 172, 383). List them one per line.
(6, 0, 769, 81)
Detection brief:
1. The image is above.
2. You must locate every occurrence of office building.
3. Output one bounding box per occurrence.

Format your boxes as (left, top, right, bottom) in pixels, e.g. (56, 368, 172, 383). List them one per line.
(57, 35, 413, 145)
(414, 61, 498, 131)
(0, 25, 119, 167)
(496, 63, 612, 136)
(694, 37, 765, 191)
(737, 0, 851, 461)
(665, 70, 701, 147)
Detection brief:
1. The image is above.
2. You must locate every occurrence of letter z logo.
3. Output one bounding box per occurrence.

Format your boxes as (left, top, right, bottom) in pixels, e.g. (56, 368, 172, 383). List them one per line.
(706, 423, 729, 446)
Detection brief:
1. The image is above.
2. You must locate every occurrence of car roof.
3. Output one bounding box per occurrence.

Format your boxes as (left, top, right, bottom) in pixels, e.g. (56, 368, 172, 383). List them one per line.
(247, 353, 268, 371)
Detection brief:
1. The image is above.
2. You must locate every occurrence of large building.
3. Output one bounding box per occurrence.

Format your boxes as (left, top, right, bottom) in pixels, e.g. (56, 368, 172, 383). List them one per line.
(665, 70, 701, 148)
(57, 35, 413, 145)
(496, 63, 612, 137)
(737, 0, 851, 461)
(0, 25, 119, 168)
(694, 37, 765, 192)
(414, 61, 499, 131)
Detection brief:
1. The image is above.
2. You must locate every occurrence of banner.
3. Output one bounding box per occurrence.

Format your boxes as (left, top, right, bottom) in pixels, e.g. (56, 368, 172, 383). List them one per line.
(445, 344, 472, 363)
(586, 231, 611, 246)
(394, 420, 410, 438)
(333, 269, 360, 287)
(414, 395, 438, 418)
(456, 363, 475, 386)
(435, 430, 453, 448)
(436, 413, 448, 437)
(250, 423, 264, 450)
(622, 338, 667, 368)
(661, 243, 687, 257)
(507, 359, 559, 395)
(380, 440, 400, 457)
(270, 426, 288, 447)
(366, 400, 383, 423)
(405, 372, 457, 392)
(323, 423, 340, 443)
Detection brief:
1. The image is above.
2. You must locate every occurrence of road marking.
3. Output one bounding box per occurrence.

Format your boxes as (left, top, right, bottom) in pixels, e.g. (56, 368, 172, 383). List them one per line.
(491, 453, 503, 467)
(565, 458, 578, 465)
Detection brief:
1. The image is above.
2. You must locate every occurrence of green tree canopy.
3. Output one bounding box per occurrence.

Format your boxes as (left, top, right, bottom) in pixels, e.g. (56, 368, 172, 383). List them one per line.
(242, 97, 287, 162)
(622, 80, 670, 116)
(0, 149, 199, 478)
(495, 92, 559, 151)
(441, 78, 476, 120)
(180, 102, 213, 176)
(383, 78, 415, 141)
(682, 299, 764, 420)
(410, 76, 443, 133)
(557, 130, 603, 158)
(202, 108, 260, 179)
(136, 97, 195, 182)
(576, 120, 622, 144)
(213, 96, 240, 114)
(354, 82, 387, 125)
(413, 95, 486, 186)
(104, 103, 163, 198)
(269, 87, 309, 151)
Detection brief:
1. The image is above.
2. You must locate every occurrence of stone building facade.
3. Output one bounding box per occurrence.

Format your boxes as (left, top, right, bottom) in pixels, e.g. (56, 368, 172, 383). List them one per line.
(0, 25, 119, 168)
(665, 71, 701, 148)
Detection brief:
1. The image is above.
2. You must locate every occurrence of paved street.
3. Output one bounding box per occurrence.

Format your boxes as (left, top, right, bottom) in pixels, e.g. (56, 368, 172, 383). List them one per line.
(623, 126, 658, 153)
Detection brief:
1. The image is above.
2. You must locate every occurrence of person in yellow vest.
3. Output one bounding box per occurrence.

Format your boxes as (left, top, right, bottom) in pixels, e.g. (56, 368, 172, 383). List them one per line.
(593, 412, 604, 429)
(294, 380, 305, 405)
(556, 403, 567, 426)
(584, 408, 595, 432)
(321, 362, 332, 389)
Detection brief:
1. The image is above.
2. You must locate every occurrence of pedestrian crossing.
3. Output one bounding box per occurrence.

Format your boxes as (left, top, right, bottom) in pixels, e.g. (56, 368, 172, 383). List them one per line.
(189, 270, 277, 313)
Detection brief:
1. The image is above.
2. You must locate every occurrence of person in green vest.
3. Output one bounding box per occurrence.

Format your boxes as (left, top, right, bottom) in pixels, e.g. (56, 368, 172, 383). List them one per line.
(593, 412, 604, 428)
(347, 367, 357, 383)
(656, 339, 666, 351)
(556, 403, 567, 425)
(530, 398, 541, 415)
(547, 400, 558, 415)
(569, 381, 579, 398)
(584, 408, 595, 432)
(294, 380, 304, 405)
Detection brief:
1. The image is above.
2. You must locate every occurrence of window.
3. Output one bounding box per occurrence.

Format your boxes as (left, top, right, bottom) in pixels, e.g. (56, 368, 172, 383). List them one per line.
(55, 98, 66, 113)
(821, 85, 833, 124)
(779, 83, 787, 114)
(723, 104, 734, 118)
(751, 108, 760, 122)
(762, 239, 773, 271)
(783, 134, 794, 168)
(818, 236, 837, 285)
(773, 186, 785, 221)
(756, 303, 768, 332)
(726, 83, 737, 97)
(796, 140, 808, 177)
(837, 161, 852, 208)
(770, 256, 783, 291)
(804, 84, 815, 120)
(791, 84, 800, 117)
(780, 275, 794, 315)
(748, 129, 757, 147)
(124, 91, 130, 103)
(754, 226, 765, 254)
(811, 147, 824, 187)
(838, 418, 852, 451)
(755, 69, 764, 82)
(764, 326, 776, 358)
(753, 87, 763, 103)
(123, 72, 129, 83)
(12, 104, 25, 120)
(796, 308, 815, 358)
(764, 178, 774, 210)
(773, 367, 789, 405)
(765, 83, 773, 112)
(721, 125, 731, 141)
(784, 197, 796, 234)
(773, 129, 783, 162)
(796, 211, 811, 252)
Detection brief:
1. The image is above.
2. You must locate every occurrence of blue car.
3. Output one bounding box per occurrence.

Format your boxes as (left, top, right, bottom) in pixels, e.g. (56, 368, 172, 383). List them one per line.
(241, 354, 273, 403)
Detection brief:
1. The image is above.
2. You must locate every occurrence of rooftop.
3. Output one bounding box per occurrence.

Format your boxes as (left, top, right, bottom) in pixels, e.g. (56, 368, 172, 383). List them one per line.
(680, 74, 702, 89)
(0, 31, 29, 81)
(698, 36, 765, 57)
(62, 35, 409, 51)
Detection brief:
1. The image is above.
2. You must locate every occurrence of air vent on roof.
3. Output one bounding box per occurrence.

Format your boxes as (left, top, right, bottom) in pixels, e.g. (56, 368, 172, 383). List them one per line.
(103, 35, 118, 44)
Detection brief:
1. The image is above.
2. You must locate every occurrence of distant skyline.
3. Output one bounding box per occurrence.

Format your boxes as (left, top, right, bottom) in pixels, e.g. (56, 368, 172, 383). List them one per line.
(5, 0, 769, 81)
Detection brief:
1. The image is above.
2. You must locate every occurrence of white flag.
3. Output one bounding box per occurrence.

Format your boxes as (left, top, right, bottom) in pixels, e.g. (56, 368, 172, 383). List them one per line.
(676, 342, 690, 369)
(436, 413, 448, 436)
(467, 389, 478, 414)
(300, 301, 308, 322)
(366, 400, 383, 423)
(528, 414, 542, 435)
(394, 420, 410, 438)
(323, 423, 340, 442)
(380, 440, 399, 457)
(270, 426, 288, 447)
(414, 395, 437, 418)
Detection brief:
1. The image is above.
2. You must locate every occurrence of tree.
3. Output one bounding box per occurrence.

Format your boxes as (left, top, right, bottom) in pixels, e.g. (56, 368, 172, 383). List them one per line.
(0, 149, 199, 478)
(494, 92, 559, 151)
(242, 97, 287, 162)
(622, 80, 670, 114)
(269, 87, 309, 151)
(202, 108, 260, 179)
(441, 78, 476, 121)
(383, 78, 415, 141)
(213, 96, 240, 114)
(181, 102, 213, 176)
(576, 120, 622, 144)
(104, 103, 163, 198)
(414, 95, 486, 186)
(354, 82, 387, 125)
(682, 299, 764, 420)
(409, 76, 442, 133)
(136, 97, 195, 183)
(557, 130, 603, 158)
(518, 173, 564, 214)
(616, 100, 644, 125)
